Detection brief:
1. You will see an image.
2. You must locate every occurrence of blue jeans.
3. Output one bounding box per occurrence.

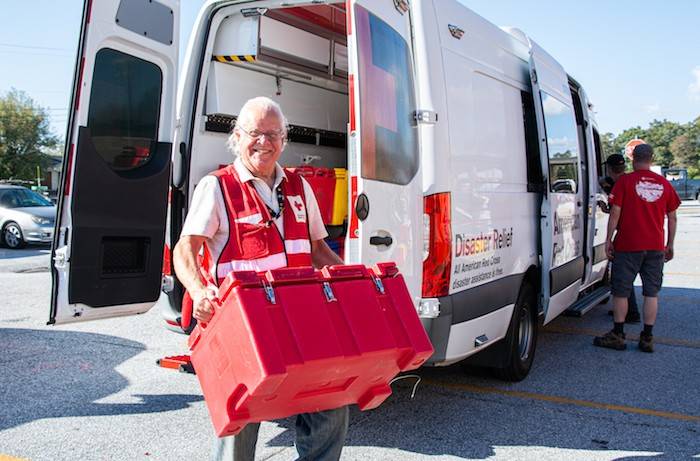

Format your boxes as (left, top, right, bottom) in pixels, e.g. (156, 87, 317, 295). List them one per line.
(211, 406, 349, 461)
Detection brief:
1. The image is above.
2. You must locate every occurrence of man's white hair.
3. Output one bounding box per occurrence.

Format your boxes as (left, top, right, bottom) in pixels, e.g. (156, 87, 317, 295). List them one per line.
(226, 97, 288, 156)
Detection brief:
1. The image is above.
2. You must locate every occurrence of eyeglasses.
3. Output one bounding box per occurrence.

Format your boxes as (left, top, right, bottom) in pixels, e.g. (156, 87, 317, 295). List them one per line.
(238, 126, 286, 142)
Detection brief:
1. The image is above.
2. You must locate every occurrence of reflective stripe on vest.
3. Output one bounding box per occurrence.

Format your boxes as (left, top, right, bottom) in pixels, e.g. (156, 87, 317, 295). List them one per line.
(211, 165, 313, 284)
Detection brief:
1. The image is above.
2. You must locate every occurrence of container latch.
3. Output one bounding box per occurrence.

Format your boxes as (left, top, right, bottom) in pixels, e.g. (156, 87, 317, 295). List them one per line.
(262, 279, 276, 304)
(322, 282, 337, 302)
(371, 275, 385, 294)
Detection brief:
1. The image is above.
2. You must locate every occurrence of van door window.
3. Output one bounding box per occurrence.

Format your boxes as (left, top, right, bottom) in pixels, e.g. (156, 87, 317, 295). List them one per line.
(592, 127, 604, 190)
(521, 90, 542, 191)
(87, 48, 163, 172)
(541, 92, 579, 193)
(355, 5, 418, 185)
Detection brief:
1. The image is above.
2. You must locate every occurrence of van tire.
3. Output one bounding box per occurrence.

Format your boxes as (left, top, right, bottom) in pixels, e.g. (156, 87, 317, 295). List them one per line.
(494, 282, 537, 382)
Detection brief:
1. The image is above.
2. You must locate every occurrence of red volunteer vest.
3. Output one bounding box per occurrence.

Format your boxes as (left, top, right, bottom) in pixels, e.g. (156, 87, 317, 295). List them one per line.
(209, 165, 313, 285)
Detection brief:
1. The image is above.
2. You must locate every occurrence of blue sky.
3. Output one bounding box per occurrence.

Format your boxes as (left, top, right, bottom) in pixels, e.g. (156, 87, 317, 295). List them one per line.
(1, 1, 698, 139)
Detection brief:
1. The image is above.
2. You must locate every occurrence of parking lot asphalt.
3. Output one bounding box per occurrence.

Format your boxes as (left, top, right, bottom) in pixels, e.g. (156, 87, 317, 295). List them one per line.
(0, 202, 698, 461)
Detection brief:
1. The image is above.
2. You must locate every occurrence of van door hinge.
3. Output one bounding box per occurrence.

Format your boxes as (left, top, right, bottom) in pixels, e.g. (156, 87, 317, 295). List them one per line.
(53, 246, 68, 269)
(413, 110, 438, 125)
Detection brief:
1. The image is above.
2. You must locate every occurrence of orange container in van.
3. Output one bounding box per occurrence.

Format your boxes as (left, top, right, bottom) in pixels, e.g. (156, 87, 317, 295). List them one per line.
(188, 263, 434, 437)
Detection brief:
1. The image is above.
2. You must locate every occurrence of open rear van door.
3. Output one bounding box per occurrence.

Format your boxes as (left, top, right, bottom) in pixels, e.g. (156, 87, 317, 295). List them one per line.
(528, 40, 585, 323)
(50, 0, 179, 324)
(346, 0, 423, 305)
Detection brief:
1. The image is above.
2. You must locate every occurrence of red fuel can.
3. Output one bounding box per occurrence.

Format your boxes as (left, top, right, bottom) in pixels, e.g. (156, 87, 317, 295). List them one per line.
(188, 263, 433, 437)
(285, 166, 336, 225)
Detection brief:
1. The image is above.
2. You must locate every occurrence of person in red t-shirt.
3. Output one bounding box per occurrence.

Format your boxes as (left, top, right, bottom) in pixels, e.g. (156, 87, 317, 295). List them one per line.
(594, 144, 680, 353)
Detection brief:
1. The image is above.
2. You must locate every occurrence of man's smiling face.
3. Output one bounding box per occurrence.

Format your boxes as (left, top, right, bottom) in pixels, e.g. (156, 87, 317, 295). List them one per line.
(235, 107, 286, 178)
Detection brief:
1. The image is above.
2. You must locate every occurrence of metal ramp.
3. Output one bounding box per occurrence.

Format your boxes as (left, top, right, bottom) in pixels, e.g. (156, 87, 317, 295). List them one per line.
(564, 286, 611, 317)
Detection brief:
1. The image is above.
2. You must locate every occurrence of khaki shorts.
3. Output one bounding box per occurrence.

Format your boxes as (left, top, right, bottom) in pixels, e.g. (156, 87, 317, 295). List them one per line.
(611, 250, 665, 298)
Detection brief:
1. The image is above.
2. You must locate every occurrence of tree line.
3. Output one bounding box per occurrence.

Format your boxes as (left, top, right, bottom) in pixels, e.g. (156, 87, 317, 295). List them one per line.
(600, 117, 700, 178)
(1, 89, 699, 182)
(0, 89, 59, 182)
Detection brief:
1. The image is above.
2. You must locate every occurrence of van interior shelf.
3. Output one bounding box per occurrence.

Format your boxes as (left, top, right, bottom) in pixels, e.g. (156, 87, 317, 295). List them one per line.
(205, 113, 346, 148)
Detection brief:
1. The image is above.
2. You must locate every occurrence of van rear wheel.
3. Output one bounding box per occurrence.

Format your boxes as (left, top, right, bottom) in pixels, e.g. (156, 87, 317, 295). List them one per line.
(494, 283, 537, 382)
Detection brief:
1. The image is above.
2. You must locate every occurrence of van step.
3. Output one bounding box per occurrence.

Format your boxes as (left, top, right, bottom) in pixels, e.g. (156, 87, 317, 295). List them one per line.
(564, 286, 610, 317)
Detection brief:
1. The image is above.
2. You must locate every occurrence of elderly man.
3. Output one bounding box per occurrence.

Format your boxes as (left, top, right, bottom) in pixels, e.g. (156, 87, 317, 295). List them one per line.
(173, 97, 347, 461)
(594, 144, 680, 353)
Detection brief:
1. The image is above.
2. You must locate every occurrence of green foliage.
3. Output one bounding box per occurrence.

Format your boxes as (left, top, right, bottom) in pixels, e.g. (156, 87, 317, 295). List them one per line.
(605, 117, 700, 171)
(600, 132, 616, 157)
(0, 89, 60, 181)
(670, 134, 698, 169)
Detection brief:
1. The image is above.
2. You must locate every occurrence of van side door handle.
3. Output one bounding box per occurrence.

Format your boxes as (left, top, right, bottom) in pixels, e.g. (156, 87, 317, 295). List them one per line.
(369, 236, 393, 246)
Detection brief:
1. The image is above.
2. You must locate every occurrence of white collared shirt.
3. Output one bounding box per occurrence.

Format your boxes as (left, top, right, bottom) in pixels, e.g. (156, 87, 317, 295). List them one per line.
(232, 157, 286, 217)
(181, 158, 328, 280)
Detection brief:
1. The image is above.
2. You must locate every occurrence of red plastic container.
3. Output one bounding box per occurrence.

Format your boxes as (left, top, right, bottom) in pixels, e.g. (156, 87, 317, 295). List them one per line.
(188, 263, 433, 437)
(286, 166, 335, 225)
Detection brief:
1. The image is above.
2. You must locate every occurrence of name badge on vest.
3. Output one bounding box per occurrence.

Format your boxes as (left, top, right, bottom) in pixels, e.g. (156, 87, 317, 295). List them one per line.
(287, 195, 307, 223)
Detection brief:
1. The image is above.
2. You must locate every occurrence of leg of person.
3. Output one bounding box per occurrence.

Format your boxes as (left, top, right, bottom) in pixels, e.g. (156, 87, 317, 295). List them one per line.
(595, 251, 642, 350)
(210, 423, 261, 461)
(637, 251, 665, 353)
(607, 260, 640, 322)
(294, 406, 349, 461)
(625, 288, 641, 323)
(612, 296, 629, 324)
(642, 296, 659, 325)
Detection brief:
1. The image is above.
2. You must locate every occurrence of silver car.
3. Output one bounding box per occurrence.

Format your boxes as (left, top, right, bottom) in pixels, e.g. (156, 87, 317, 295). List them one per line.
(0, 185, 56, 249)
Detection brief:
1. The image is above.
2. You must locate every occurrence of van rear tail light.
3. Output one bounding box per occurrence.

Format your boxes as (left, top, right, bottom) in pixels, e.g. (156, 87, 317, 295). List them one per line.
(162, 244, 172, 276)
(422, 193, 451, 298)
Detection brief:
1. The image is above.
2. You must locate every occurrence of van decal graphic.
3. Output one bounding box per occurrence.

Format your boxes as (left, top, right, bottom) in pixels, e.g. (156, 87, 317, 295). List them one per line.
(452, 228, 513, 290)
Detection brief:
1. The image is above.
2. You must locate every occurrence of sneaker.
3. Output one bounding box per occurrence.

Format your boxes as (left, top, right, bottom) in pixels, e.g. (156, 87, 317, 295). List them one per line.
(638, 334, 654, 353)
(625, 310, 641, 324)
(593, 330, 627, 350)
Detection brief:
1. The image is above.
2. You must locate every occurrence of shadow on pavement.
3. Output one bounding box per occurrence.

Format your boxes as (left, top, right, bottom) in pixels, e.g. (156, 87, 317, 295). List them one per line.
(263, 286, 700, 460)
(0, 244, 51, 260)
(0, 328, 203, 432)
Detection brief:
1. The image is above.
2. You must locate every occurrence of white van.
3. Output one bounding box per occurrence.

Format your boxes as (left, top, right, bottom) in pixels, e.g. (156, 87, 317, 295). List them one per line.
(49, 0, 612, 381)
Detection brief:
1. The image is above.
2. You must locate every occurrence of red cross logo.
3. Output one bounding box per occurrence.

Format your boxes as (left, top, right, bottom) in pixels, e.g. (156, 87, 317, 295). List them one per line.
(295, 201, 303, 211)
